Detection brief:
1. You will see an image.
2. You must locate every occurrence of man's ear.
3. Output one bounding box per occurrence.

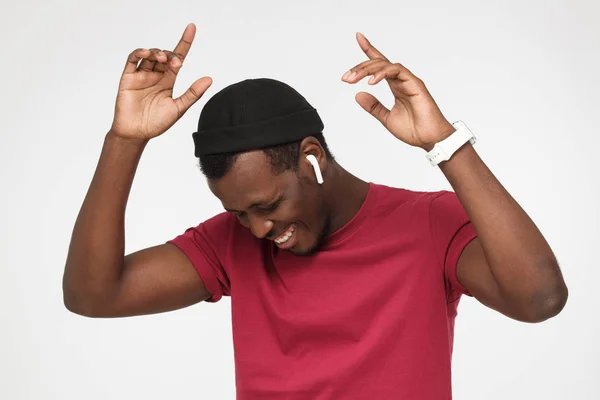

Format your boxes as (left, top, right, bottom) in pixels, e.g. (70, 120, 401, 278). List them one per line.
(299, 136, 327, 184)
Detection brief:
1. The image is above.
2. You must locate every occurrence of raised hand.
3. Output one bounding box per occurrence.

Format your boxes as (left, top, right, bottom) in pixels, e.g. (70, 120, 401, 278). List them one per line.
(342, 33, 455, 151)
(110, 24, 213, 141)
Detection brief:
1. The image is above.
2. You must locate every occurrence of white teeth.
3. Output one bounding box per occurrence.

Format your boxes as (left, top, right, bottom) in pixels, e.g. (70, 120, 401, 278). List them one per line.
(275, 226, 295, 244)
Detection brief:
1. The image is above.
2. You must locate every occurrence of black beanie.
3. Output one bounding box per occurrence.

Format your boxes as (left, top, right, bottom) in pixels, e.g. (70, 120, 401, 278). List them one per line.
(193, 78, 324, 156)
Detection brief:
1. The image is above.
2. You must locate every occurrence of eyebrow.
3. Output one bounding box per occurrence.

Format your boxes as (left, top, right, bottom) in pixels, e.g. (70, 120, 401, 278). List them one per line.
(224, 195, 283, 213)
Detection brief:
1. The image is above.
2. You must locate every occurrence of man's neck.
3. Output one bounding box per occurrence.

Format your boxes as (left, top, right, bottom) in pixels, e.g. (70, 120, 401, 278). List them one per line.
(323, 162, 370, 234)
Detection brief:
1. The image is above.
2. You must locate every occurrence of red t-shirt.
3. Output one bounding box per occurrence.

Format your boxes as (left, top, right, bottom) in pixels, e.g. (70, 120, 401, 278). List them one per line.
(168, 182, 477, 399)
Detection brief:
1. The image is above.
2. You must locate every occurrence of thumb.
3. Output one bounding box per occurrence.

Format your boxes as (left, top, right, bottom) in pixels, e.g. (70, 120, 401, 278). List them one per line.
(355, 91, 390, 126)
(174, 77, 213, 115)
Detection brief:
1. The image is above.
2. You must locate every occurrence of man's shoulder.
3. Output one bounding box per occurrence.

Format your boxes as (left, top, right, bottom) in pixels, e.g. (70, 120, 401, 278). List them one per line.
(189, 212, 259, 255)
(202, 211, 248, 236)
(203, 210, 237, 226)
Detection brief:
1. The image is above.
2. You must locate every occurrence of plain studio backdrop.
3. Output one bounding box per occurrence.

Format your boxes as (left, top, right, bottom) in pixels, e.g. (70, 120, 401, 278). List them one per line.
(1, 0, 598, 398)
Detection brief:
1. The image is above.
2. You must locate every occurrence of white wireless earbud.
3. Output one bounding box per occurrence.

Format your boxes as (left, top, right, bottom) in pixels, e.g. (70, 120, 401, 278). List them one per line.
(306, 155, 323, 185)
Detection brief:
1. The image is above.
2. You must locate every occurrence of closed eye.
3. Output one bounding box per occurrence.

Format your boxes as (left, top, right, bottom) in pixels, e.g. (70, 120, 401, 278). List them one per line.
(258, 198, 282, 213)
(226, 196, 283, 217)
(259, 201, 279, 212)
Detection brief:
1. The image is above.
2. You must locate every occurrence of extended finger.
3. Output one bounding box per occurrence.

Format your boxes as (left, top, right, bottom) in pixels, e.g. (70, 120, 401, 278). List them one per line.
(138, 48, 166, 72)
(356, 32, 389, 61)
(171, 23, 196, 63)
(342, 59, 390, 83)
(123, 48, 150, 74)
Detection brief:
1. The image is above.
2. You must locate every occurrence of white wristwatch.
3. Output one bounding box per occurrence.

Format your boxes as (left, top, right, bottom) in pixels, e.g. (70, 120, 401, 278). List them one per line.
(425, 120, 477, 166)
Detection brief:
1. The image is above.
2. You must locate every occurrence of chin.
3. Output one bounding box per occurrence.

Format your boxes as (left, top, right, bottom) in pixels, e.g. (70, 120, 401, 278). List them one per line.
(289, 244, 319, 257)
(288, 234, 324, 256)
(286, 218, 329, 256)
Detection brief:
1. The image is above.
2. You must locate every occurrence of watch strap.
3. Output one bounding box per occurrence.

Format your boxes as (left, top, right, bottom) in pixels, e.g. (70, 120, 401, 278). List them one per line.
(425, 121, 476, 166)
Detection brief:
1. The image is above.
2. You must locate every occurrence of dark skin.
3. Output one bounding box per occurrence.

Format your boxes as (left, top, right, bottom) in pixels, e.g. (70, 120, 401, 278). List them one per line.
(207, 139, 369, 256)
(341, 32, 568, 322)
(63, 24, 567, 325)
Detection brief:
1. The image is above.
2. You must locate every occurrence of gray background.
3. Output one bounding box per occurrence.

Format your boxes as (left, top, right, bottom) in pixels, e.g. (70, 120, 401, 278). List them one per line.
(1, 0, 598, 398)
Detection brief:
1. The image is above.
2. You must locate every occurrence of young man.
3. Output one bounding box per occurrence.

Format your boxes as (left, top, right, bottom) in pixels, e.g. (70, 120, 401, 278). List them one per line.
(63, 24, 568, 399)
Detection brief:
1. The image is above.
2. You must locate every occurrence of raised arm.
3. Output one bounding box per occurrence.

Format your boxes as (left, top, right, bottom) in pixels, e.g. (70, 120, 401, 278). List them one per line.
(343, 32, 567, 322)
(63, 24, 213, 318)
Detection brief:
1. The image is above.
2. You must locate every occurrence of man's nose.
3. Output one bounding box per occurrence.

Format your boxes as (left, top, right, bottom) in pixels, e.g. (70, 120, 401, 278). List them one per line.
(248, 215, 274, 239)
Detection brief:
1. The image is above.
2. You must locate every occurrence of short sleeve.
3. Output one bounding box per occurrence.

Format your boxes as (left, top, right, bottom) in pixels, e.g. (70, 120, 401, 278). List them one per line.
(167, 213, 233, 303)
(429, 191, 478, 302)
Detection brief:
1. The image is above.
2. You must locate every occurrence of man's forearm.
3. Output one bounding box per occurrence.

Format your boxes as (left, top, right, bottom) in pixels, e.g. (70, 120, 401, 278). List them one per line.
(439, 143, 566, 306)
(63, 131, 149, 313)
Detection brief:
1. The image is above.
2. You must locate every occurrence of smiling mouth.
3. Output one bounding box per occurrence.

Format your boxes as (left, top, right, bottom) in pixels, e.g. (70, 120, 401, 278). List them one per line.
(274, 224, 296, 245)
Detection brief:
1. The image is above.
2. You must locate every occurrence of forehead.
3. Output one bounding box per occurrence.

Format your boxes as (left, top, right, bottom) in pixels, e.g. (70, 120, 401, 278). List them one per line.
(208, 150, 293, 210)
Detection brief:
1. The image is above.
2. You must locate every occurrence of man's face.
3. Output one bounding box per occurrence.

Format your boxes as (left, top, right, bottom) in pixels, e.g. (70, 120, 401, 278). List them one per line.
(208, 150, 330, 256)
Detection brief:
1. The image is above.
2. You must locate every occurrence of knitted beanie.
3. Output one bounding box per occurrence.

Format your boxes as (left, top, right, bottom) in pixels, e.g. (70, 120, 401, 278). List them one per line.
(193, 78, 324, 156)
